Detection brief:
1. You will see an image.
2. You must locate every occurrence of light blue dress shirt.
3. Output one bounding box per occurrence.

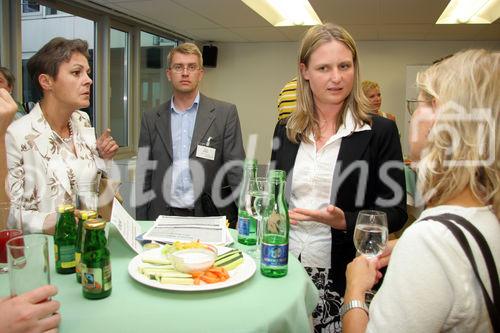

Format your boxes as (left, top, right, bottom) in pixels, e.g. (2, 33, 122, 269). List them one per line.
(170, 93, 199, 208)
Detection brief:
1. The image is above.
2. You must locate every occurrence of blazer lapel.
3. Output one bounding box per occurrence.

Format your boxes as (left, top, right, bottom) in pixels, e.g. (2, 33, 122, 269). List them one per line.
(330, 129, 373, 206)
(336, 130, 373, 168)
(189, 94, 215, 156)
(155, 102, 173, 159)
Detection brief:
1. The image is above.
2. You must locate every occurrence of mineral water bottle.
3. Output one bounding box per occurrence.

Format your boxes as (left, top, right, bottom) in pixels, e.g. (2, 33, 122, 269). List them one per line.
(54, 204, 77, 274)
(260, 170, 289, 278)
(237, 159, 258, 245)
(82, 218, 112, 299)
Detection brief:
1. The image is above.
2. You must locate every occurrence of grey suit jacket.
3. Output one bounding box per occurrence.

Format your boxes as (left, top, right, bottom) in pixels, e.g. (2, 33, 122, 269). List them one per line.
(135, 94, 245, 224)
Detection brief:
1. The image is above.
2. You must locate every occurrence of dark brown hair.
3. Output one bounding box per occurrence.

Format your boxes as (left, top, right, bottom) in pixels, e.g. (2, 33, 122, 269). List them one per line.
(0, 67, 15, 88)
(27, 37, 89, 94)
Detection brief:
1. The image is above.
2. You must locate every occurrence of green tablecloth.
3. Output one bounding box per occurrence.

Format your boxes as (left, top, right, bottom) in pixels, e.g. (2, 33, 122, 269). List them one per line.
(0, 222, 318, 333)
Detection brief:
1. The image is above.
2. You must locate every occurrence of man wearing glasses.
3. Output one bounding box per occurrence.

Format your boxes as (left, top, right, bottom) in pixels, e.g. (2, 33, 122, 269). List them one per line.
(136, 43, 245, 226)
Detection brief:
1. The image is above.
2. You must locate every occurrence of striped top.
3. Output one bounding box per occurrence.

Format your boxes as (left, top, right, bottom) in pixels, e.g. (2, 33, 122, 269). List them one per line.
(277, 77, 297, 120)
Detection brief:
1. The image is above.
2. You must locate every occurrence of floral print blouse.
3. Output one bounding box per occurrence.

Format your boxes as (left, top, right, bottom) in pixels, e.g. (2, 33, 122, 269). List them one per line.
(5, 103, 106, 233)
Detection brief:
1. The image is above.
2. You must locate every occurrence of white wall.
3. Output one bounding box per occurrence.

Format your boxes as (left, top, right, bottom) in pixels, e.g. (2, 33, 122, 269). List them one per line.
(201, 40, 500, 163)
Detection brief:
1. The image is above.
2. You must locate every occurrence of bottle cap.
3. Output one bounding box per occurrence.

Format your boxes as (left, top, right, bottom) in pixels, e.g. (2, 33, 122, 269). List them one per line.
(78, 210, 98, 220)
(269, 169, 286, 179)
(244, 159, 258, 167)
(84, 218, 106, 230)
(58, 204, 75, 213)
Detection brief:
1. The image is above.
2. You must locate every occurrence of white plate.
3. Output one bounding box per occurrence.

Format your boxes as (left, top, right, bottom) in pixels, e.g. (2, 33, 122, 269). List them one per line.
(128, 246, 256, 291)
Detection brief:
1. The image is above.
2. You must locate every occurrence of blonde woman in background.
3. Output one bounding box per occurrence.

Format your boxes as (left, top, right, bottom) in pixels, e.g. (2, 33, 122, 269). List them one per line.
(271, 23, 407, 332)
(343, 49, 500, 332)
(361, 80, 396, 122)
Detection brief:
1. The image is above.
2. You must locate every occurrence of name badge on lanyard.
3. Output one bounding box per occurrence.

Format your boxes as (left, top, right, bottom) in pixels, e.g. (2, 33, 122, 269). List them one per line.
(196, 136, 216, 160)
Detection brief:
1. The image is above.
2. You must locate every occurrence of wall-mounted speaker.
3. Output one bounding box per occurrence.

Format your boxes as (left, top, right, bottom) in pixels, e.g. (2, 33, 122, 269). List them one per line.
(202, 45, 218, 68)
(146, 48, 162, 68)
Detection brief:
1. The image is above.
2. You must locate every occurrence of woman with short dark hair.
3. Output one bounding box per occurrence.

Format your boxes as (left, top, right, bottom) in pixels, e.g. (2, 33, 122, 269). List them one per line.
(5, 37, 118, 234)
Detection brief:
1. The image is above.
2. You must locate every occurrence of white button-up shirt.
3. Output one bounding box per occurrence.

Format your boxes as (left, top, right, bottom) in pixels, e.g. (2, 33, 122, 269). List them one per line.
(289, 109, 371, 268)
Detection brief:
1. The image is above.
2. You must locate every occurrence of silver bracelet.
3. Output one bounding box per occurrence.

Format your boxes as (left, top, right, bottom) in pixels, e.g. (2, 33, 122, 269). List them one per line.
(340, 299, 369, 319)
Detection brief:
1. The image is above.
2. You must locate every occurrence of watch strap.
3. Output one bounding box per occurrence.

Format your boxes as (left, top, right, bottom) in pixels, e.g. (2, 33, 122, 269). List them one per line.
(340, 299, 369, 318)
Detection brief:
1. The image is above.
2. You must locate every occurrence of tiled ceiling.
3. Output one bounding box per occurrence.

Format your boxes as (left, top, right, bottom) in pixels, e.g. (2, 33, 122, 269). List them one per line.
(88, 0, 500, 42)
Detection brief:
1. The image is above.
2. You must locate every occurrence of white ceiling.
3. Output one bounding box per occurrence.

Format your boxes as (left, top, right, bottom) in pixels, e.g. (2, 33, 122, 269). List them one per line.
(88, 0, 500, 42)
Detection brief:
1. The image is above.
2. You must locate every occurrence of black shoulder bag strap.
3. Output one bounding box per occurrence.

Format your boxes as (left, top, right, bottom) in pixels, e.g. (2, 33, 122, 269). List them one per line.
(421, 213, 500, 332)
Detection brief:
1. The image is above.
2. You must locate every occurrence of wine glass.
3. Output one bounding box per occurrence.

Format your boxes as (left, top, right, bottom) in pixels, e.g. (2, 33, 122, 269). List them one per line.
(247, 177, 269, 259)
(353, 210, 388, 304)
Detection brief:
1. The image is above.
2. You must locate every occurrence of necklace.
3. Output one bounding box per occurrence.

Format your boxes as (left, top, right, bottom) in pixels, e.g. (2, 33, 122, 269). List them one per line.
(54, 121, 73, 143)
(63, 122, 73, 142)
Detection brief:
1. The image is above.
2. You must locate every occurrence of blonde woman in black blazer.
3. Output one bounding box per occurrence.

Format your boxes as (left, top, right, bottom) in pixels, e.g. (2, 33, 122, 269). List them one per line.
(271, 23, 407, 332)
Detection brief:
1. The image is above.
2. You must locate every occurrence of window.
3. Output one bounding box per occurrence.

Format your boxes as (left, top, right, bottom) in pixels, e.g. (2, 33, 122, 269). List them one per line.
(110, 28, 130, 147)
(140, 31, 176, 114)
(21, 0, 40, 14)
(45, 7, 58, 16)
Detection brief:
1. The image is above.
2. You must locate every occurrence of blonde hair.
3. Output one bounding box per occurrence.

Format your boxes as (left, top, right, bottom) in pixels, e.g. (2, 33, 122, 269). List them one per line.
(417, 49, 500, 219)
(361, 80, 380, 95)
(167, 42, 203, 68)
(286, 23, 371, 143)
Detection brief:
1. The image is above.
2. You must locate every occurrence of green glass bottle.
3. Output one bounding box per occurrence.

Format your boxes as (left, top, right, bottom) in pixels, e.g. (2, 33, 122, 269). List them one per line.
(54, 204, 77, 274)
(75, 210, 97, 283)
(237, 159, 258, 245)
(82, 219, 111, 299)
(261, 170, 289, 278)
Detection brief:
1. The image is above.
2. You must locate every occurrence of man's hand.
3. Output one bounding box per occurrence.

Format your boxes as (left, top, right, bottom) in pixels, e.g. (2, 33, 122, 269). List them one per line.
(96, 129, 119, 160)
(288, 204, 346, 230)
(0, 88, 18, 134)
(0, 285, 61, 333)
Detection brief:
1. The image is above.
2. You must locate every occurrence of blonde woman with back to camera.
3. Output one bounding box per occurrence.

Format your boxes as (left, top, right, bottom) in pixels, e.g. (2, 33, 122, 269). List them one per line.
(343, 49, 500, 332)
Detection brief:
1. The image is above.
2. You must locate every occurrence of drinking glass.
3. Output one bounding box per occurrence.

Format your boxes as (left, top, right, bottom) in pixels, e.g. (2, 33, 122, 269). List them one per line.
(353, 210, 388, 304)
(247, 177, 269, 259)
(7, 234, 50, 296)
(0, 203, 23, 273)
(76, 180, 99, 212)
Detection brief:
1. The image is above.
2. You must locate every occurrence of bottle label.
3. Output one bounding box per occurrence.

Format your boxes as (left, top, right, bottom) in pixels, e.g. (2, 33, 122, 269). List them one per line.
(261, 243, 288, 267)
(238, 216, 250, 236)
(82, 265, 112, 293)
(56, 245, 76, 268)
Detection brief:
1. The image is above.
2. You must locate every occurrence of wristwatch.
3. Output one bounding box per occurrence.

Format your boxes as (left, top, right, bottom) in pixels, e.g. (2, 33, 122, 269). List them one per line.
(340, 300, 369, 318)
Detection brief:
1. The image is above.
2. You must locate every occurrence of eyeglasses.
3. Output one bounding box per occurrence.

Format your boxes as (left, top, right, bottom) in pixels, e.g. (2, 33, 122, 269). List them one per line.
(170, 64, 200, 73)
(406, 99, 428, 115)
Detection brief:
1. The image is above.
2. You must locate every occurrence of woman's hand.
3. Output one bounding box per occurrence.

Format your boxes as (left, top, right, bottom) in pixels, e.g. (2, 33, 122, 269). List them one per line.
(42, 212, 57, 235)
(288, 204, 346, 230)
(377, 239, 398, 269)
(0, 88, 18, 134)
(346, 256, 379, 296)
(97, 129, 119, 160)
(0, 285, 61, 333)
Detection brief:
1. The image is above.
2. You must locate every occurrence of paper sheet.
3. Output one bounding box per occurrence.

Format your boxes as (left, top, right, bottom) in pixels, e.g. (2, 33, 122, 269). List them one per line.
(109, 198, 143, 254)
(142, 215, 233, 245)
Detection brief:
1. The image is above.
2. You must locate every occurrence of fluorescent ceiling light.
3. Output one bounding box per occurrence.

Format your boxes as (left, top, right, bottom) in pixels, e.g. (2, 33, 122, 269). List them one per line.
(242, 0, 322, 26)
(436, 0, 500, 24)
